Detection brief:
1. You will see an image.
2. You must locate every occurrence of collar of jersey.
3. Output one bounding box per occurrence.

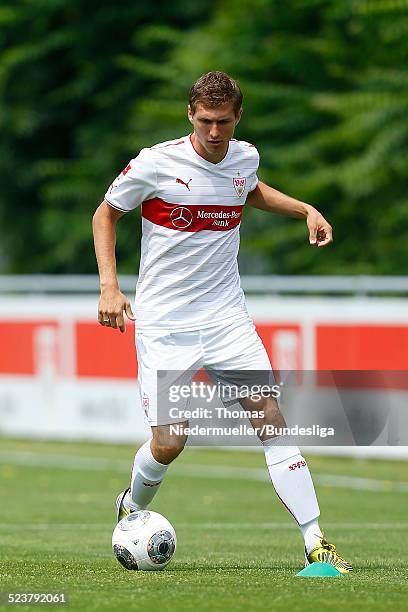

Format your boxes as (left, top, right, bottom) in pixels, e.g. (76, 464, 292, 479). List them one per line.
(187, 133, 232, 167)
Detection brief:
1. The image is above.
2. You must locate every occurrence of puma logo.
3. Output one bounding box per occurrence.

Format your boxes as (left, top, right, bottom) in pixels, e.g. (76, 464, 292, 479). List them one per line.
(176, 177, 192, 190)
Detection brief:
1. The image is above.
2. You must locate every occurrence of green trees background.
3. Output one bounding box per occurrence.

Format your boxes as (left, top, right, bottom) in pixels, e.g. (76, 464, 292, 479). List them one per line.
(0, 0, 407, 275)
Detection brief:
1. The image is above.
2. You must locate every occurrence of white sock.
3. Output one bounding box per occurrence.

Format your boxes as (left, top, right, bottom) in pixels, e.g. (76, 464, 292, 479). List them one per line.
(128, 439, 168, 510)
(263, 435, 320, 544)
(300, 518, 323, 554)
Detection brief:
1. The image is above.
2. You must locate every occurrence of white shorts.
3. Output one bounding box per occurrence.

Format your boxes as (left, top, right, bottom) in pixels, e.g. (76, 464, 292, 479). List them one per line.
(136, 317, 273, 426)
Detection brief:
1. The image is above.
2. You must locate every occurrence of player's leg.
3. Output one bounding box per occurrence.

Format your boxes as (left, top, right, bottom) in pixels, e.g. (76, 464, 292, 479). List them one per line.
(117, 330, 201, 519)
(243, 394, 323, 553)
(245, 394, 351, 571)
(203, 317, 352, 571)
(121, 423, 188, 515)
(204, 317, 322, 543)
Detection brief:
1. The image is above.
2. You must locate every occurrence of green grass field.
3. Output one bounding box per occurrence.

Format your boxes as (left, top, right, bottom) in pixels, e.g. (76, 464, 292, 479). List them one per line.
(0, 438, 407, 611)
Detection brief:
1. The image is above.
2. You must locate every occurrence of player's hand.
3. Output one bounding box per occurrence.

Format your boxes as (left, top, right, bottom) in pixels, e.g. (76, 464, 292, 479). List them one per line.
(98, 287, 136, 333)
(306, 206, 333, 247)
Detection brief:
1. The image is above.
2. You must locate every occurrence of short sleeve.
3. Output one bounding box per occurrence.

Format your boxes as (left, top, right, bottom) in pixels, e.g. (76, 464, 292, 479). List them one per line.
(104, 148, 157, 212)
(247, 174, 259, 192)
(247, 147, 260, 192)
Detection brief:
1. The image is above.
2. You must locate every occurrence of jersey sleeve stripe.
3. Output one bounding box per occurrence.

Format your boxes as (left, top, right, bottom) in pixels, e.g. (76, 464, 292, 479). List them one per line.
(104, 198, 130, 212)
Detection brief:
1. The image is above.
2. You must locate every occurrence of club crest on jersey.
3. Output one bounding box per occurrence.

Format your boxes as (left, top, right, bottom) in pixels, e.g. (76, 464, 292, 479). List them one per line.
(233, 177, 246, 197)
(142, 393, 149, 415)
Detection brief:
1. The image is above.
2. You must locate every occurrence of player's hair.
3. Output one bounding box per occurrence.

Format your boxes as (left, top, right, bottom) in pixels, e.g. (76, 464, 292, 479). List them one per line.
(189, 71, 243, 115)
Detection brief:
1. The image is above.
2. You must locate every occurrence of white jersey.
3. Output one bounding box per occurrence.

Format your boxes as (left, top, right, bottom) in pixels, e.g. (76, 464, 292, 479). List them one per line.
(104, 134, 259, 331)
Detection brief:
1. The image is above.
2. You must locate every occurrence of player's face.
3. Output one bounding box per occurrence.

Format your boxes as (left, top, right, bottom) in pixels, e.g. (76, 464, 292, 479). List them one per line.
(188, 102, 242, 163)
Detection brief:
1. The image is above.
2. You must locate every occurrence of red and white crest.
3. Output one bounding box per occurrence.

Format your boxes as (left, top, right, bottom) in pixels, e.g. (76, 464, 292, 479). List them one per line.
(142, 393, 149, 416)
(233, 177, 246, 197)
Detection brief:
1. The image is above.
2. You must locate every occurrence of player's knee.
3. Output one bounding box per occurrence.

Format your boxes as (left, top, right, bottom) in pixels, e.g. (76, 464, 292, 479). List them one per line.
(151, 442, 185, 464)
(151, 437, 186, 464)
(151, 423, 188, 464)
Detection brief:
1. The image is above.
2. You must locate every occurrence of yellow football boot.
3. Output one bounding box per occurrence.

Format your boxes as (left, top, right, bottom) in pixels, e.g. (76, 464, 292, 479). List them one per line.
(115, 488, 135, 522)
(306, 536, 353, 574)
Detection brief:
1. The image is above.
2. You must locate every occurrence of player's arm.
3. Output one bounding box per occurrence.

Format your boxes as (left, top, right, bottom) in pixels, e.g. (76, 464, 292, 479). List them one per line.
(246, 180, 333, 247)
(92, 200, 135, 333)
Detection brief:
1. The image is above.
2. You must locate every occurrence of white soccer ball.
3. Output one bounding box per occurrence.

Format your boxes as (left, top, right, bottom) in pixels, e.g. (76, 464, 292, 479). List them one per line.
(112, 510, 176, 571)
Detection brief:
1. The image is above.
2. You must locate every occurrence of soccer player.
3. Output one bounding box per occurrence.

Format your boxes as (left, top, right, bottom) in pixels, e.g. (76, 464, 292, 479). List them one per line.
(92, 71, 352, 572)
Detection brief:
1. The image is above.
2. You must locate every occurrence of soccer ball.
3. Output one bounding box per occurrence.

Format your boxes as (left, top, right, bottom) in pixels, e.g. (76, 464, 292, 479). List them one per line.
(112, 510, 176, 571)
